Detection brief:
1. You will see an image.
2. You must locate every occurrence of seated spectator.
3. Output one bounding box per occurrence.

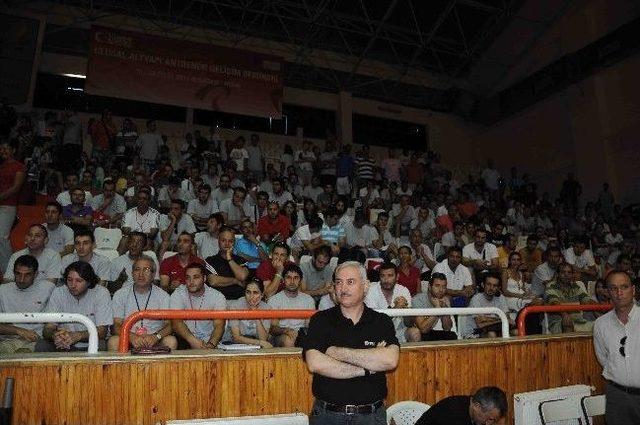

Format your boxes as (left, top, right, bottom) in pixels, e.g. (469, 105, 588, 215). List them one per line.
(108, 255, 177, 351)
(0, 255, 55, 354)
(563, 236, 598, 283)
(316, 182, 336, 212)
(205, 226, 249, 300)
(37, 261, 112, 351)
(530, 246, 563, 297)
(125, 172, 156, 206)
(371, 211, 398, 260)
(441, 221, 466, 249)
(158, 199, 197, 249)
(248, 190, 269, 223)
(343, 208, 377, 260)
(432, 247, 474, 307)
(496, 233, 517, 270)
(411, 206, 437, 238)
(256, 242, 294, 299)
(408, 273, 456, 341)
(194, 212, 224, 259)
(317, 283, 339, 311)
(297, 198, 320, 228)
(397, 245, 422, 296)
(228, 279, 273, 348)
(462, 272, 514, 338)
(4, 224, 61, 284)
(170, 263, 226, 349)
(300, 245, 335, 303)
(211, 173, 233, 205)
(121, 188, 160, 250)
(518, 234, 543, 273)
(268, 264, 314, 347)
(256, 201, 291, 244)
(302, 175, 323, 204)
(89, 178, 126, 228)
(187, 184, 218, 232)
(108, 232, 159, 291)
(219, 187, 252, 229)
(501, 251, 543, 320)
(156, 178, 183, 211)
(392, 194, 417, 242)
(60, 227, 110, 285)
(415, 386, 507, 425)
(268, 178, 293, 206)
(319, 207, 347, 257)
(159, 232, 204, 292)
(545, 263, 594, 333)
(462, 228, 500, 284)
(408, 228, 437, 278)
(364, 262, 417, 343)
(233, 219, 269, 270)
(56, 172, 92, 207)
(43, 201, 74, 256)
(62, 188, 93, 229)
(289, 214, 324, 260)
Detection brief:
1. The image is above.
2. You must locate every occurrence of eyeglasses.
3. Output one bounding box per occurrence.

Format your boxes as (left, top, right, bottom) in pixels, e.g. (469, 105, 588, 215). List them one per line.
(133, 266, 153, 273)
(620, 336, 627, 357)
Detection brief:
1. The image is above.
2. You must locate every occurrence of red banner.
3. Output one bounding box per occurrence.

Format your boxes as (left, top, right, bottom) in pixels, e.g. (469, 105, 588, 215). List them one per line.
(85, 26, 283, 118)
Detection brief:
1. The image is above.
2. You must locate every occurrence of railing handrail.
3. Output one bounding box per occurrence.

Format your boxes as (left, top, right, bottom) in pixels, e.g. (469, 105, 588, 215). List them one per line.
(118, 307, 511, 353)
(0, 312, 100, 354)
(516, 303, 613, 336)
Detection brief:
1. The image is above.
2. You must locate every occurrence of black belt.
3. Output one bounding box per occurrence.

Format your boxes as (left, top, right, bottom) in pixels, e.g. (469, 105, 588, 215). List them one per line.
(317, 399, 383, 415)
(608, 380, 640, 395)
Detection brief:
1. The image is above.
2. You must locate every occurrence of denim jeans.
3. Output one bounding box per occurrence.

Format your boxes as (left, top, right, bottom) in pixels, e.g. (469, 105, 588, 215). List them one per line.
(309, 399, 387, 425)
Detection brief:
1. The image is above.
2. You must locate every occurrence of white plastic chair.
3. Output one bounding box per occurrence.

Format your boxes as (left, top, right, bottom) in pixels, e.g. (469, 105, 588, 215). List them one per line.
(94, 227, 122, 250)
(162, 251, 178, 261)
(386, 401, 430, 425)
(299, 255, 312, 265)
(98, 249, 120, 261)
(581, 394, 605, 423)
(539, 398, 584, 424)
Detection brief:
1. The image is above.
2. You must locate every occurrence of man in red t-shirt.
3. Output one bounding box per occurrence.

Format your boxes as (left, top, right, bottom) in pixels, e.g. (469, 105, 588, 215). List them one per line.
(255, 242, 295, 298)
(256, 201, 291, 244)
(159, 232, 205, 293)
(0, 140, 25, 270)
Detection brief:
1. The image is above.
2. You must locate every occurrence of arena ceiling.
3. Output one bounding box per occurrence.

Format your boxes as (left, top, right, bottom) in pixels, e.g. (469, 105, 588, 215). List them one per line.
(8, 0, 576, 115)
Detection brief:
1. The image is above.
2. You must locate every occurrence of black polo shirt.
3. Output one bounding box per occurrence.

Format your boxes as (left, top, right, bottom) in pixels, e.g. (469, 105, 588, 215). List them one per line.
(415, 396, 472, 425)
(303, 305, 399, 405)
(205, 253, 247, 300)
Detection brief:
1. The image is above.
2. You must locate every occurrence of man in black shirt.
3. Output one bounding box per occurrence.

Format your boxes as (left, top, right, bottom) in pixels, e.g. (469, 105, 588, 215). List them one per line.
(205, 226, 249, 300)
(415, 386, 507, 425)
(303, 261, 400, 424)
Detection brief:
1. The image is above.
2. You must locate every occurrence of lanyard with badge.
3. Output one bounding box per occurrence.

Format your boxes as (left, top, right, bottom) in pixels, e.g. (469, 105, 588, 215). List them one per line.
(133, 287, 153, 335)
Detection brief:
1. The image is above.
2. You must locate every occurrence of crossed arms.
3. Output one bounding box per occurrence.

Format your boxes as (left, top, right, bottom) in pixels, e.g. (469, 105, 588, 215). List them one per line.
(305, 343, 399, 379)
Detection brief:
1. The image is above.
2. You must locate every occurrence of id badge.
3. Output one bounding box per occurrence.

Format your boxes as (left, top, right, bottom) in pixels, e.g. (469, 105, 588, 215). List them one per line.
(136, 326, 148, 335)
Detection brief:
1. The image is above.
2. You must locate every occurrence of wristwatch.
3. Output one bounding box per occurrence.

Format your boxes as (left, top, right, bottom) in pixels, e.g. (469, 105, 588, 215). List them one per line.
(155, 333, 162, 341)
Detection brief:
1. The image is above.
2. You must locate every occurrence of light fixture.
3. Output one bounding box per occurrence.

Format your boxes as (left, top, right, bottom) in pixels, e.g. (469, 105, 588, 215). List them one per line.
(61, 73, 87, 79)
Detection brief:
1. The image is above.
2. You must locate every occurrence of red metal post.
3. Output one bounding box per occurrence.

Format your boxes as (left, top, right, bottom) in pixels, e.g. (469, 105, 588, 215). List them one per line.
(516, 304, 612, 336)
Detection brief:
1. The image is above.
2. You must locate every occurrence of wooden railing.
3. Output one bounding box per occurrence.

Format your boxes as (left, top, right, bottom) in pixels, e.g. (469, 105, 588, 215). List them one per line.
(0, 334, 604, 425)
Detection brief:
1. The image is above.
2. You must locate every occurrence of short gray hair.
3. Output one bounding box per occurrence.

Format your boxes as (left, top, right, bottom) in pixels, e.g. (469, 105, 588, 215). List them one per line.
(134, 254, 157, 274)
(333, 261, 367, 283)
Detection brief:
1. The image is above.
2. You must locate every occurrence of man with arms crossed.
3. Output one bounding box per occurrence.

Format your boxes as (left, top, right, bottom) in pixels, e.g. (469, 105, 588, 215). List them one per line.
(593, 271, 640, 424)
(304, 261, 400, 424)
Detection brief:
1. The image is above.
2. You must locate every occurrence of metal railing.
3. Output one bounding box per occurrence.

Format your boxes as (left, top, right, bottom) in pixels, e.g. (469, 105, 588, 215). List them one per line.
(0, 312, 100, 354)
(516, 304, 613, 336)
(118, 307, 511, 353)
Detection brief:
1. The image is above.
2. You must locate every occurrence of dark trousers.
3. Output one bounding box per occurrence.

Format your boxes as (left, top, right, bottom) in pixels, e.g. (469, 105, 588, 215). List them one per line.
(606, 382, 640, 425)
(310, 399, 386, 425)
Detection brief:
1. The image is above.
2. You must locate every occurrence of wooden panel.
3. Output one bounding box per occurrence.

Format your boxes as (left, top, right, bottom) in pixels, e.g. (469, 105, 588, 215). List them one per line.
(0, 335, 604, 425)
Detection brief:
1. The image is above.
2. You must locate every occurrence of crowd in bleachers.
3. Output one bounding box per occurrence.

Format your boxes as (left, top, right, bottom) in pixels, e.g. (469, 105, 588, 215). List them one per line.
(0, 106, 639, 353)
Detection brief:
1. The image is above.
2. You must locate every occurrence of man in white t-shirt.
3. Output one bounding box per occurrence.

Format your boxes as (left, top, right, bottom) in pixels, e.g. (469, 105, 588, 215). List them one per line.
(228, 136, 249, 175)
(364, 262, 417, 343)
(481, 159, 500, 192)
(461, 273, 512, 338)
(563, 237, 598, 283)
(462, 229, 499, 277)
(121, 188, 160, 249)
(43, 201, 74, 256)
(432, 246, 474, 304)
(188, 184, 218, 232)
(56, 172, 92, 206)
(245, 134, 264, 180)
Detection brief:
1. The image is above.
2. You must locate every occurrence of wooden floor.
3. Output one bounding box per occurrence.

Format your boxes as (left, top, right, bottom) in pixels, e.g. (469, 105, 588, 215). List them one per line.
(0, 334, 604, 425)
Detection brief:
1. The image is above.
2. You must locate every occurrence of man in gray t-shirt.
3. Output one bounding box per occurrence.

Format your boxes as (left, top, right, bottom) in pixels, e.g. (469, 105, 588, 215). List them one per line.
(0, 255, 55, 353)
(268, 264, 315, 347)
(300, 245, 335, 302)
